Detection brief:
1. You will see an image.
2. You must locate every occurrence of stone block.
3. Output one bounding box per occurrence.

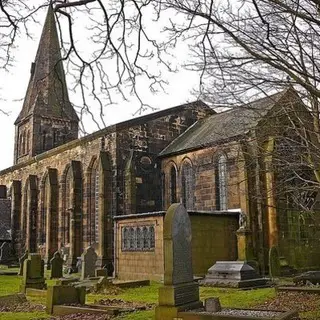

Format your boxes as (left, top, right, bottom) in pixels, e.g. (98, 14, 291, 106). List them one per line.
(95, 268, 108, 277)
(50, 251, 63, 279)
(46, 285, 86, 314)
(158, 282, 200, 306)
(201, 261, 268, 288)
(81, 246, 97, 280)
(204, 298, 221, 312)
(20, 253, 46, 293)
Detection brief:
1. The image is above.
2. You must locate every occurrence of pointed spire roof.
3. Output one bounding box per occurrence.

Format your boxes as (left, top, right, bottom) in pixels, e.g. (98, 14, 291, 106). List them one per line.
(15, 6, 78, 124)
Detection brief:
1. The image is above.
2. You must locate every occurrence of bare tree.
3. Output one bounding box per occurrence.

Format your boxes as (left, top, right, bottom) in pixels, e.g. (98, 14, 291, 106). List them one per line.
(1, 0, 320, 193)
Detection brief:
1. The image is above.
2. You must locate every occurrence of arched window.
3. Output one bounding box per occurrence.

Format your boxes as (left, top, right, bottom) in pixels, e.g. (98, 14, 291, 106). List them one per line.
(22, 131, 26, 155)
(41, 175, 49, 244)
(170, 165, 177, 204)
(19, 133, 23, 156)
(64, 166, 72, 244)
(21, 181, 28, 242)
(53, 129, 57, 146)
(89, 159, 100, 244)
(42, 131, 47, 151)
(26, 130, 30, 154)
(216, 154, 228, 210)
(181, 161, 193, 210)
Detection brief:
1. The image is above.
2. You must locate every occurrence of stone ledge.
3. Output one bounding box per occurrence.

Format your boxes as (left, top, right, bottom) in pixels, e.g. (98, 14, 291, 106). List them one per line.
(112, 279, 150, 288)
(178, 308, 299, 320)
(276, 286, 320, 294)
(52, 305, 118, 316)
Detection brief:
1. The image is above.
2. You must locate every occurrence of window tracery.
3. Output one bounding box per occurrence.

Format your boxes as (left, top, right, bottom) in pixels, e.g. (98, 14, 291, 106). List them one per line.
(121, 225, 155, 251)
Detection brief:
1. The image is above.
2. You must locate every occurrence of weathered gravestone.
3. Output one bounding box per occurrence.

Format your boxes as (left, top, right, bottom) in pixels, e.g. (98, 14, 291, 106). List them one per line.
(155, 203, 202, 320)
(81, 246, 97, 280)
(20, 253, 46, 293)
(0, 242, 12, 264)
(61, 245, 70, 262)
(46, 285, 86, 314)
(269, 246, 281, 279)
(18, 250, 29, 276)
(50, 251, 64, 279)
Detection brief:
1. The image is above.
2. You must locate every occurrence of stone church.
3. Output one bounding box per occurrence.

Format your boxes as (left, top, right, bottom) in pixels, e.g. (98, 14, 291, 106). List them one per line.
(0, 7, 319, 277)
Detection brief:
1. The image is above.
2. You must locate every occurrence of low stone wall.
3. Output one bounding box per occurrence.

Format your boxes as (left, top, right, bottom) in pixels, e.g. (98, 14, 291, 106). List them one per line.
(114, 210, 239, 280)
(114, 212, 164, 281)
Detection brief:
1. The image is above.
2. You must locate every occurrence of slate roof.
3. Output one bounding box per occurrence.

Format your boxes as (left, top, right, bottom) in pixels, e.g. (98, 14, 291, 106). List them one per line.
(0, 199, 11, 241)
(15, 6, 78, 124)
(160, 90, 288, 156)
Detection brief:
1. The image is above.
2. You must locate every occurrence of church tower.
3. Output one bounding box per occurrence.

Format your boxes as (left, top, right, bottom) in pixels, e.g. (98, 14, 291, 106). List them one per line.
(14, 6, 79, 164)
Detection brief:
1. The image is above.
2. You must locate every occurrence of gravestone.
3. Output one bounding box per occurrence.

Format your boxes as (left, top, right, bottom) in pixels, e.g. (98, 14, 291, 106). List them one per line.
(155, 203, 202, 320)
(50, 251, 64, 279)
(205, 298, 221, 312)
(18, 250, 29, 276)
(20, 253, 46, 293)
(269, 246, 280, 278)
(61, 246, 70, 262)
(81, 246, 97, 280)
(46, 285, 86, 314)
(0, 242, 12, 264)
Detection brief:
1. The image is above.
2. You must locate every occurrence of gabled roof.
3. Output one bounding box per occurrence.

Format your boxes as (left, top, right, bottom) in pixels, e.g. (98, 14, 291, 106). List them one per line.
(160, 90, 289, 156)
(15, 6, 78, 124)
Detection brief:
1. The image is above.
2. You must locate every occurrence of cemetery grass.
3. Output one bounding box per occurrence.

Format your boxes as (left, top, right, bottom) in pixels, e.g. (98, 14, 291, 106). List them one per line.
(1, 275, 320, 319)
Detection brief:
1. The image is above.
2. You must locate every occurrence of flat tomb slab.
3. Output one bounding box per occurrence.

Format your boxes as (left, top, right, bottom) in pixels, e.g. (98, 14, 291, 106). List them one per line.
(0, 270, 18, 276)
(276, 286, 320, 294)
(52, 305, 118, 316)
(112, 279, 150, 288)
(202, 278, 269, 289)
(25, 288, 47, 297)
(178, 308, 299, 320)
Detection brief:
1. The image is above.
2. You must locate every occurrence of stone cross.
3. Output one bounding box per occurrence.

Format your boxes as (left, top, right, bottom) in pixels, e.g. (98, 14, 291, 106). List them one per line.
(155, 203, 202, 320)
(81, 246, 97, 280)
(50, 251, 64, 279)
(20, 253, 46, 293)
(18, 250, 29, 276)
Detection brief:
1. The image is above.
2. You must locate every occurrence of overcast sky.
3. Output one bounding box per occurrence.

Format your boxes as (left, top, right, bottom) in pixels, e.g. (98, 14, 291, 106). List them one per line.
(0, 6, 199, 170)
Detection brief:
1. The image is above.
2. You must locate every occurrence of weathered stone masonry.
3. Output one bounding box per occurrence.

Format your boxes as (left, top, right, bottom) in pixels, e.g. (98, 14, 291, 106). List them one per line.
(0, 102, 213, 269)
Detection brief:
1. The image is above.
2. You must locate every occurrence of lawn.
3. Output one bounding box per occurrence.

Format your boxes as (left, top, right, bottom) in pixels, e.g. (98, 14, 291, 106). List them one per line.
(0, 271, 318, 319)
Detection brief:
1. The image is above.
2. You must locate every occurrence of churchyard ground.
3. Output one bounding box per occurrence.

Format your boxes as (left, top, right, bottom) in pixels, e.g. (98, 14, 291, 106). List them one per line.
(0, 268, 320, 319)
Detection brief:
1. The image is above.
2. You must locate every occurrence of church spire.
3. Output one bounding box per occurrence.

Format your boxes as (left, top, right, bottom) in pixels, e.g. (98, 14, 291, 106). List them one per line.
(14, 6, 79, 164)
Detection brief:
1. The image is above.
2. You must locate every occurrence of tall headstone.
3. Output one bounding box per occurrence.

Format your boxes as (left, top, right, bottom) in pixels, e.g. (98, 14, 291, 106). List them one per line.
(50, 251, 64, 279)
(155, 204, 202, 320)
(81, 246, 97, 280)
(18, 250, 29, 276)
(269, 246, 280, 278)
(0, 242, 12, 264)
(20, 253, 46, 293)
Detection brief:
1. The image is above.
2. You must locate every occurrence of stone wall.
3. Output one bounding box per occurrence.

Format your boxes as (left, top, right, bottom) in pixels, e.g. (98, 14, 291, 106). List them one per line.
(114, 213, 164, 281)
(114, 211, 239, 280)
(161, 143, 243, 212)
(190, 213, 239, 276)
(278, 209, 320, 270)
(0, 102, 212, 261)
